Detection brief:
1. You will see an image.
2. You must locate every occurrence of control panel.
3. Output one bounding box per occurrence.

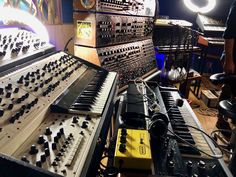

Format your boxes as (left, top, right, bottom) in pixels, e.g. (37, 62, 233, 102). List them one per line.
(97, 39, 156, 87)
(0, 51, 90, 155)
(114, 128, 152, 170)
(0, 28, 54, 72)
(73, 0, 156, 17)
(13, 113, 101, 177)
(74, 13, 153, 47)
(0, 50, 118, 177)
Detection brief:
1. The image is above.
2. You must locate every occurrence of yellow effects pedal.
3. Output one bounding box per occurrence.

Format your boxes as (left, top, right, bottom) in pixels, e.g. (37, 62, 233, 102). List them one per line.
(114, 128, 152, 170)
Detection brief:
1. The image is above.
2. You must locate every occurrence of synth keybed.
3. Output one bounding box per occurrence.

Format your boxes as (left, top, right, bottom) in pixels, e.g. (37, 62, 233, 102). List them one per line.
(161, 90, 214, 158)
(70, 71, 117, 115)
(51, 70, 117, 116)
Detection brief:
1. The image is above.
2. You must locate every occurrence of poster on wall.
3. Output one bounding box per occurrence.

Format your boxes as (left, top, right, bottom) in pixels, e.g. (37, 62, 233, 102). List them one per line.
(0, 0, 62, 24)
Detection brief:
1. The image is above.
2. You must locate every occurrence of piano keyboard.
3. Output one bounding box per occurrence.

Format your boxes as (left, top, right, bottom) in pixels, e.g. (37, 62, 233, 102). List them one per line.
(51, 69, 118, 116)
(161, 90, 214, 159)
(70, 71, 117, 116)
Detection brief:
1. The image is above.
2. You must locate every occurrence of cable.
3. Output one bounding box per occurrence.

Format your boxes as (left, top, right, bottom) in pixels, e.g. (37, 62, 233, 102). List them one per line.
(134, 77, 161, 113)
(186, 124, 225, 158)
(64, 36, 74, 52)
(211, 129, 233, 155)
(168, 124, 225, 159)
(196, 107, 218, 117)
(168, 128, 223, 159)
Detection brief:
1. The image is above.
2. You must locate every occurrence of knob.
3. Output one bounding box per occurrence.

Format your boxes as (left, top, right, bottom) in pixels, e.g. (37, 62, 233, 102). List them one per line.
(24, 93, 29, 99)
(40, 154, 46, 163)
(45, 127, 52, 135)
(8, 104, 14, 110)
(62, 144, 67, 149)
(29, 144, 38, 155)
(60, 148, 65, 153)
(168, 160, 175, 175)
(57, 152, 63, 157)
(57, 132, 61, 139)
(44, 141, 49, 149)
(9, 115, 16, 123)
(45, 148, 50, 156)
(52, 161, 58, 166)
(187, 160, 193, 176)
(81, 121, 88, 129)
(198, 160, 206, 176)
(72, 117, 78, 123)
(21, 156, 29, 163)
(120, 135, 126, 143)
(52, 142, 57, 150)
(34, 86, 39, 92)
(121, 128, 127, 135)
(119, 143, 126, 153)
(55, 157, 60, 162)
(17, 76, 24, 84)
(31, 78, 35, 83)
(24, 81, 29, 87)
(0, 88, 4, 95)
(38, 135, 45, 144)
(14, 87, 19, 93)
(0, 109, 4, 117)
(54, 136, 59, 143)
(16, 97, 21, 103)
(59, 128, 64, 135)
(36, 160, 42, 167)
(5, 84, 12, 90)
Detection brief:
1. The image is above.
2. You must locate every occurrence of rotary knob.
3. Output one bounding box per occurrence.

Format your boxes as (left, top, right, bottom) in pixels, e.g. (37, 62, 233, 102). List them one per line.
(36, 160, 42, 167)
(120, 135, 126, 143)
(52, 142, 57, 150)
(29, 144, 38, 155)
(119, 143, 126, 153)
(21, 156, 29, 163)
(45, 127, 52, 135)
(45, 148, 50, 156)
(187, 160, 193, 176)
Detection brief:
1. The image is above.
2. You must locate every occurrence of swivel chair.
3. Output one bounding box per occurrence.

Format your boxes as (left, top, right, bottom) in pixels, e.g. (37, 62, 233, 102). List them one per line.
(210, 73, 236, 176)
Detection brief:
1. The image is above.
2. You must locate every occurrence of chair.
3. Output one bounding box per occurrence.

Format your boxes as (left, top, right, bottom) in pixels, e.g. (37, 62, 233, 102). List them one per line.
(210, 73, 236, 176)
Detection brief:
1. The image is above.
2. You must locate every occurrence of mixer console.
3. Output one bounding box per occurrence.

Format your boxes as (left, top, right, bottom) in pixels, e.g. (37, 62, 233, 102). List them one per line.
(73, 0, 156, 17)
(0, 28, 54, 73)
(0, 50, 118, 177)
(74, 13, 153, 47)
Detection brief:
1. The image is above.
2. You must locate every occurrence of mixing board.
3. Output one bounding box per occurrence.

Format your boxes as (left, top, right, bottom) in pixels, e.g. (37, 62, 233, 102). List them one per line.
(0, 28, 54, 73)
(73, 0, 156, 17)
(74, 13, 153, 47)
(0, 50, 118, 177)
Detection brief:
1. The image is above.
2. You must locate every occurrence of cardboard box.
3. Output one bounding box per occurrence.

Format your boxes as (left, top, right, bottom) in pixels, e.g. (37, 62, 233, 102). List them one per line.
(201, 90, 221, 108)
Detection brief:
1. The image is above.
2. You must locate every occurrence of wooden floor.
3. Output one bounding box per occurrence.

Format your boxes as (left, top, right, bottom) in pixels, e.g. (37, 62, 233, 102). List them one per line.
(188, 75, 221, 135)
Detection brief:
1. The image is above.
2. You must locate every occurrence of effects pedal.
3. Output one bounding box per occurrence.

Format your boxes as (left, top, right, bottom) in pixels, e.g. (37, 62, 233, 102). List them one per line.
(114, 128, 152, 170)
